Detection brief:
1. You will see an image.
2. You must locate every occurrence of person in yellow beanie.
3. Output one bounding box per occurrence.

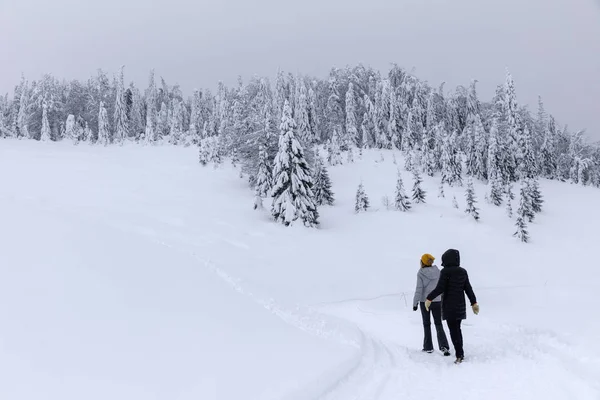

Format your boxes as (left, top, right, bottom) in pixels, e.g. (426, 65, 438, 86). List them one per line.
(412, 253, 450, 356)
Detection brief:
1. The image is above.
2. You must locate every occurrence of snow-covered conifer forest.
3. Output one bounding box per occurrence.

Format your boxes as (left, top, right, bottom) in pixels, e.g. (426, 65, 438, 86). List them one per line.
(1, 65, 598, 238)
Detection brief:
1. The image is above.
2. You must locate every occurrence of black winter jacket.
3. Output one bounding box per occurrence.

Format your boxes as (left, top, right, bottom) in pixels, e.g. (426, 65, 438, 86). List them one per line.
(426, 249, 477, 321)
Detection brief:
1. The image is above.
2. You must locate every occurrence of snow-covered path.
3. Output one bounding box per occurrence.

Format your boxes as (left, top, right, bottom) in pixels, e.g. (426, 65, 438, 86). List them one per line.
(1, 141, 599, 399)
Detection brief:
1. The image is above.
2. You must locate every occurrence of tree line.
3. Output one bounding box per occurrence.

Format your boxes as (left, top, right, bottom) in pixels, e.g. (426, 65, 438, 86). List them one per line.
(0, 64, 592, 239)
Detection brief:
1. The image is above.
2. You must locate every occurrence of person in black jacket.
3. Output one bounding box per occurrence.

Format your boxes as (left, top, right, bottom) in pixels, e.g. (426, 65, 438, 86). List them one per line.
(425, 249, 479, 364)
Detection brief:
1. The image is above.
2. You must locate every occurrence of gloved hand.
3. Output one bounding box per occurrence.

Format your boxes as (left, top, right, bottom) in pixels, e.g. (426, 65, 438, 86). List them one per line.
(424, 299, 432, 311)
(413, 305, 418, 311)
(472, 303, 479, 315)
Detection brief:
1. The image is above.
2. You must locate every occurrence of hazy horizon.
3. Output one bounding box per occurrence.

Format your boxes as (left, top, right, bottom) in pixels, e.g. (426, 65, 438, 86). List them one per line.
(1, 0, 599, 138)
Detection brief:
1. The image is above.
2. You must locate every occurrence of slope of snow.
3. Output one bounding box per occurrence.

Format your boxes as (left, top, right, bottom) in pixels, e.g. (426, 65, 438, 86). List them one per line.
(1, 140, 599, 400)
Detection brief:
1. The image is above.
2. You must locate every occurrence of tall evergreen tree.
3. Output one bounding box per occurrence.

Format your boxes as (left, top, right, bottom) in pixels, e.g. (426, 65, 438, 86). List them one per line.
(503, 70, 520, 181)
(487, 119, 504, 205)
(169, 99, 185, 144)
(518, 126, 536, 180)
(296, 82, 312, 144)
(527, 178, 544, 214)
(465, 178, 480, 221)
(270, 101, 319, 227)
(394, 170, 411, 211)
(345, 82, 359, 150)
(40, 101, 51, 142)
(84, 122, 93, 142)
(506, 184, 515, 218)
(514, 184, 530, 243)
(114, 66, 128, 144)
(355, 182, 370, 213)
(189, 89, 202, 144)
(17, 81, 30, 139)
(327, 130, 343, 166)
(158, 102, 169, 139)
(129, 86, 145, 141)
(442, 130, 462, 186)
(253, 145, 273, 210)
(411, 169, 426, 204)
(313, 154, 335, 206)
(473, 115, 488, 180)
(540, 116, 558, 179)
(421, 127, 436, 177)
(98, 101, 110, 146)
(307, 86, 320, 142)
(65, 114, 78, 144)
(145, 70, 157, 143)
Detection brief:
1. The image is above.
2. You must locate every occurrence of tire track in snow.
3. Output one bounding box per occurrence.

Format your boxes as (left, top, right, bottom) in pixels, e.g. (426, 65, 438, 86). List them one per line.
(136, 233, 403, 400)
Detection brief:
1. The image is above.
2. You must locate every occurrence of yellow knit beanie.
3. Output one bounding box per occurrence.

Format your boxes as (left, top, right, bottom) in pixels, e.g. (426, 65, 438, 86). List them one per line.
(421, 253, 435, 267)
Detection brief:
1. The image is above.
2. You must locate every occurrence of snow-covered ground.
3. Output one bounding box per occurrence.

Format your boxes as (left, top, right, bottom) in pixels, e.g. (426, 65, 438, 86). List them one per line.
(1, 140, 599, 400)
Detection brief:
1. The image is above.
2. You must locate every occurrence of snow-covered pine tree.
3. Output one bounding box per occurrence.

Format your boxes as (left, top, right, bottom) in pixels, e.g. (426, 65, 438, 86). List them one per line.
(421, 128, 435, 177)
(270, 100, 319, 227)
(411, 169, 426, 204)
(158, 102, 169, 139)
(313, 153, 335, 206)
(442, 130, 462, 186)
(438, 182, 445, 198)
(198, 137, 210, 166)
(169, 99, 185, 145)
(404, 150, 414, 172)
(540, 116, 558, 179)
(296, 82, 312, 144)
(129, 86, 145, 141)
(345, 82, 359, 151)
(355, 182, 370, 213)
(452, 196, 459, 209)
(84, 122, 92, 143)
(113, 66, 128, 144)
(65, 114, 78, 144)
(506, 184, 514, 218)
(464, 116, 477, 177)
(98, 101, 110, 146)
(231, 147, 239, 168)
(518, 126, 536, 180)
(327, 129, 342, 166)
(253, 145, 272, 210)
(473, 115, 488, 181)
(394, 170, 411, 211)
(487, 118, 503, 205)
(189, 89, 202, 145)
(518, 180, 535, 222)
(527, 178, 544, 214)
(514, 185, 530, 243)
(40, 101, 51, 142)
(503, 70, 520, 182)
(307, 86, 320, 142)
(389, 89, 401, 150)
(17, 80, 30, 139)
(465, 178, 480, 221)
(145, 70, 157, 144)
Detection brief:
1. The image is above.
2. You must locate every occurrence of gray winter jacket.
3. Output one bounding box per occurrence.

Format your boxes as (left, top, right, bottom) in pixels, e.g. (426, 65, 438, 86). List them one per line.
(413, 265, 443, 307)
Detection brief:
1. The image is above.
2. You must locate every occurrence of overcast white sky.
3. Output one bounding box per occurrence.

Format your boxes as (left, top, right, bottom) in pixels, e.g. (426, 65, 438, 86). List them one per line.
(1, 0, 599, 138)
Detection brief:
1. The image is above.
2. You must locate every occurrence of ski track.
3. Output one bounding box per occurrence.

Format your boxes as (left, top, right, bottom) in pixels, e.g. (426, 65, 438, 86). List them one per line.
(14, 195, 600, 400)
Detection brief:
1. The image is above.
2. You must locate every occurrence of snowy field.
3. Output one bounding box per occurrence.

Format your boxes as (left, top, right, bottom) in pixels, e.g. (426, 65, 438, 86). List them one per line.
(1, 140, 599, 400)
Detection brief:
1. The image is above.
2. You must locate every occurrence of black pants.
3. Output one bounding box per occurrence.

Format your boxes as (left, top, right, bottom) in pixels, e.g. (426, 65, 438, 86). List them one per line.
(419, 302, 449, 351)
(446, 319, 464, 358)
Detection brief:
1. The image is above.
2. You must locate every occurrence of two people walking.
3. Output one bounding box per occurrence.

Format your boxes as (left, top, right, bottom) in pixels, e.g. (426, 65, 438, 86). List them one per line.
(412, 249, 479, 364)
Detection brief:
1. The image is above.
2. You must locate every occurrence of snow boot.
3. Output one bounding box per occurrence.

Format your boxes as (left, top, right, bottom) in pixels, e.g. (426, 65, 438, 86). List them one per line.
(454, 357, 464, 364)
(442, 348, 451, 357)
(422, 349, 434, 354)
